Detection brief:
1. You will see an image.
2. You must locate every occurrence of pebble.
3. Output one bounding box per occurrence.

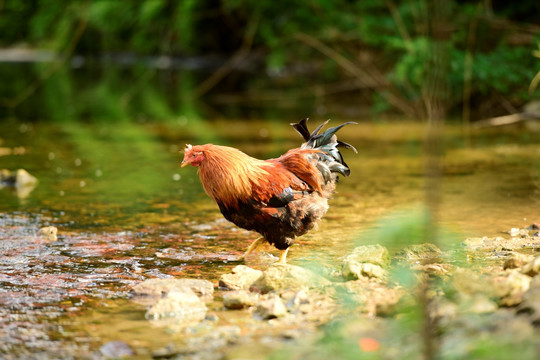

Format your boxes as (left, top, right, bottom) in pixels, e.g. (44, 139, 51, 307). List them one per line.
(99, 341, 135, 358)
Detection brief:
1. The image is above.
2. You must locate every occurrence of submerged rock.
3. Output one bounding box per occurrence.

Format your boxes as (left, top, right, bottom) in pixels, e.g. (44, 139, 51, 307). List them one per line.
(452, 267, 531, 307)
(342, 244, 389, 280)
(459, 296, 498, 314)
(341, 278, 404, 316)
(219, 265, 263, 290)
(462, 237, 487, 250)
(344, 244, 390, 267)
(452, 268, 496, 298)
(517, 276, 540, 324)
(493, 271, 531, 307)
(431, 298, 459, 323)
(395, 243, 443, 263)
(521, 255, 540, 277)
(343, 262, 386, 280)
(286, 289, 310, 310)
(223, 290, 257, 309)
(99, 340, 135, 358)
(287, 289, 337, 323)
(411, 263, 452, 276)
(146, 288, 207, 324)
(129, 278, 214, 305)
(503, 252, 535, 270)
(254, 294, 287, 320)
(250, 264, 330, 294)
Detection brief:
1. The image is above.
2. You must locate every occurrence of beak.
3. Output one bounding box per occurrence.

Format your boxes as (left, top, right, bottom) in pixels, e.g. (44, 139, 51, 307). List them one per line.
(181, 160, 188, 168)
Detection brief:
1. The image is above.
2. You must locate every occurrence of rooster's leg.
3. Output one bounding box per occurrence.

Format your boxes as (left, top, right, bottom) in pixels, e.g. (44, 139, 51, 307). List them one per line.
(276, 248, 289, 264)
(243, 237, 265, 259)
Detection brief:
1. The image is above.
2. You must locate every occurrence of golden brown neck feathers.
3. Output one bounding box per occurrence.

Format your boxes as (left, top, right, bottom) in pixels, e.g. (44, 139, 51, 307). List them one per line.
(195, 144, 271, 208)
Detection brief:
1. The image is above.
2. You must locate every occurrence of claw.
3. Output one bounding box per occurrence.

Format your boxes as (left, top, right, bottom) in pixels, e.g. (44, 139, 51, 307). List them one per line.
(243, 237, 265, 259)
(276, 248, 289, 264)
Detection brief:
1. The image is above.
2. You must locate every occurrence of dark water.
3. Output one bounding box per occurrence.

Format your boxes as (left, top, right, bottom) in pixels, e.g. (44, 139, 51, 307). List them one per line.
(0, 119, 539, 357)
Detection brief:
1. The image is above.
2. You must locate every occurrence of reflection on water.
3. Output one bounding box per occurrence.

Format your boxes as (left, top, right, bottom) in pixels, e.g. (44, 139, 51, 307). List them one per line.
(0, 119, 539, 356)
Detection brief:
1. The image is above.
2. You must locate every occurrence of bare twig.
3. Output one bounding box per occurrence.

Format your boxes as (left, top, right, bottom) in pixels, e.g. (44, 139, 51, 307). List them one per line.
(386, 1, 412, 46)
(383, 1, 421, 102)
(295, 32, 419, 118)
(528, 44, 540, 94)
(473, 111, 540, 128)
(193, 14, 259, 98)
(530, 71, 540, 94)
(462, 9, 478, 144)
(497, 93, 519, 114)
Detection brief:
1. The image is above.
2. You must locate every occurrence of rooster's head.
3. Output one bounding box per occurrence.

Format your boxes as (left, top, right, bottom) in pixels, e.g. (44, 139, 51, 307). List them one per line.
(181, 144, 205, 168)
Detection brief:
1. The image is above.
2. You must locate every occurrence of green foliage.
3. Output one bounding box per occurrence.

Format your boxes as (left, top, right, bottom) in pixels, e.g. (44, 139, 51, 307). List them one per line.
(0, 0, 538, 121)
(40, 65, 74, 121)
(175, 0, 198, 52)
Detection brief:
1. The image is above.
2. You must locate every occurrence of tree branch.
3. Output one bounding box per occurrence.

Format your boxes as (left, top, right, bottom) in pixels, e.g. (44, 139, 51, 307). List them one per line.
(193, 13, 259, 98)
(295, 32, 419, 118)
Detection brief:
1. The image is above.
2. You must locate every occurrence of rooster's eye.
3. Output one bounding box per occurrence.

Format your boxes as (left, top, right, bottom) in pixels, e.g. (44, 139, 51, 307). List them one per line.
(192, 154, 196, 157)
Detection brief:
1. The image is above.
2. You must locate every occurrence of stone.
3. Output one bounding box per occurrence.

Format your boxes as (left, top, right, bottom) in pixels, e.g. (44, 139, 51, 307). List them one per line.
(459, 296, 498, 314)
(254, 294, 287, 320)
(463, 235, 539, 251)
(517, 276, 540, 324)
(343, 278, 403, 316)
(0, 168, 37, 187)
(521, 256, 540, 277)
(344, 244, 390, 267)
(462, 237, 486, 250)
(452, 267, 531, 307)
(219, 265, 263, 290)
(130, 278, 214, 305)
(15, 169, 38, 187)
(452, 268, 496, 298)
(283, 289, 315, 315)
(509, 228, 520, 237)
(250, 264, 330, 294)
(0, 168, 38, 199)
(288, 289, 309, 308)
(508, 228, 529, 237)
(341, 245, 390, 280)
(411, 263, 452, 276)
(503, 252, 535, 270)
(431, 299, 458, 323)
(395, 243, 443, 263)
(99, 341, 135, 358)
(493, 271, 531, 307)
(146, 288, 207, 324)
(223, 290, 256, 309)
(343, 262, 387, 280)
(37, 226, 58, 242)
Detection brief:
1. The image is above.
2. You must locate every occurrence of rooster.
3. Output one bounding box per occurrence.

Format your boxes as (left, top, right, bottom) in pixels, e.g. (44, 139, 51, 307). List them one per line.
(181, 119, 356, 264)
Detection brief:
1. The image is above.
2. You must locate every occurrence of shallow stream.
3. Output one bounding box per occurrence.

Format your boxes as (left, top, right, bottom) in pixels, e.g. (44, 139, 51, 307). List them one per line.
(0, 119, 539, 358)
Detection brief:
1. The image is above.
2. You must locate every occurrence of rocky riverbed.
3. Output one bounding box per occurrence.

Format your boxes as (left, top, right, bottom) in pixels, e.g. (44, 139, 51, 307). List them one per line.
(1, 215, 540, 359)
(115, 225, 540, 359)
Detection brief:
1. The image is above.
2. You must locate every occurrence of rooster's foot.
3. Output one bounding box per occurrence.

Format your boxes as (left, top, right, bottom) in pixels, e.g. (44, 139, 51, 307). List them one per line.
(243, 237, 265, 259)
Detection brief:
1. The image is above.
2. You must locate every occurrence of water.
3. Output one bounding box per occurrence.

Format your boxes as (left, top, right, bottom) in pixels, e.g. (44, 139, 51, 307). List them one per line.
(0, 118, 539, 357)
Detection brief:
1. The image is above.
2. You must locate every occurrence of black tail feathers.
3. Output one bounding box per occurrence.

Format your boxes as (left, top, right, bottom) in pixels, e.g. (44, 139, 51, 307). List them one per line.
(290, 118, 356, 178)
